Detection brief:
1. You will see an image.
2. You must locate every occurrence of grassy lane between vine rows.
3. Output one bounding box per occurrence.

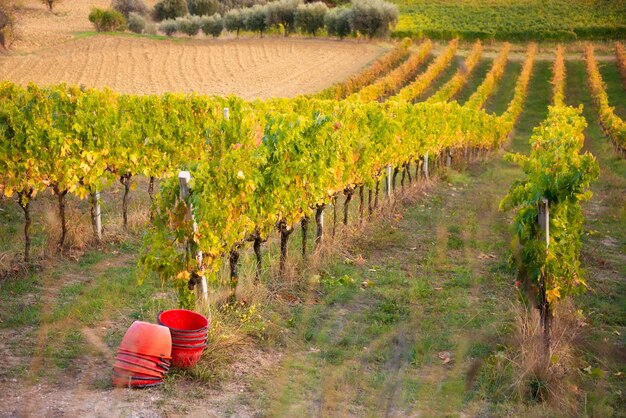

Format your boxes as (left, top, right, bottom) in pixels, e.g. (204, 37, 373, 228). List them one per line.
(415, 52, 460, 101)
(483, 60, 521, 116)
(454, 58, 494, 105)
(565, 59, 626, 417)
(244, 56, 574, 416)
(599, 57, 626, 120)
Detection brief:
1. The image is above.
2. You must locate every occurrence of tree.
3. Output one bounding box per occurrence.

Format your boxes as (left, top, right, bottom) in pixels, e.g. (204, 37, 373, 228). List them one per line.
(350, 0, 398, 38)
(265, 0, 302, 36)
(187, 0, 218, 16)
(200, 13, 224, 37)
(224, 9, 245, 37)
(111, 0, 149, 18)
(243, 5, 268, 37)
(325, 6, 352, 39)
(128, 12, 148, 33)
(159, 19, 178, 35)
(176, 15, 201, 36)
(295, 2, 328, 37)
(153, 0, 188, 21)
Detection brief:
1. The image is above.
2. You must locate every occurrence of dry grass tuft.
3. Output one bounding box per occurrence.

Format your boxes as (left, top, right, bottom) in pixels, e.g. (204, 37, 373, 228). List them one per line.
(507, 299, 582, 412)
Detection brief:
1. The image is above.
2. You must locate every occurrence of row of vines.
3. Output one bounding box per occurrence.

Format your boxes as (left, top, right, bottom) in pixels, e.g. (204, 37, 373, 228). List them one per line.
(584, 44, 626, 155)
(501, 45, 599, 349)
(426, 40, 482, 103)
(0, 38, 541, 305)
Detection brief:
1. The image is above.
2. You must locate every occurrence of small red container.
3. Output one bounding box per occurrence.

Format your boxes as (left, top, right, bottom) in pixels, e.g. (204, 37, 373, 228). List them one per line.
(158, 310, 209, 369)
(171, 346, 205, 368)
(118, 321, 172, 358)
(158, 310, 209, 333)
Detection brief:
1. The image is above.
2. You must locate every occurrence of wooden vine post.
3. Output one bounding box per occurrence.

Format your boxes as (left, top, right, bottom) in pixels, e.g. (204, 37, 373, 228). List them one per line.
(385, 165, 392, 198)
(222, 107, 241, 298)
(423, 151, 429, 179)
(90, 191, 102, 242)
(178, 170, 209, 303)
(314, 204, 324, 250)
(538, 197, 551, 351)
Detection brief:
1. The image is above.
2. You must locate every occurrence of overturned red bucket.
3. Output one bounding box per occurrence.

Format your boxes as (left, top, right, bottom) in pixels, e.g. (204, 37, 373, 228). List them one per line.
(158, 309, 209, 368)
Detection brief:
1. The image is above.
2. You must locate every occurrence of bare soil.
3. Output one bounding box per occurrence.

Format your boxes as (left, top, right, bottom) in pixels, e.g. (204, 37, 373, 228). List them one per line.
(3, 0, 384, 99)
(1, 35, 383, 99)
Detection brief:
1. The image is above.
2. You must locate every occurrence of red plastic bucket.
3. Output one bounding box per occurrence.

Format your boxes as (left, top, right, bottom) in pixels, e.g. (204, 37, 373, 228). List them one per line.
(158, 310, 209, 333)
(171, 346, 205, 368)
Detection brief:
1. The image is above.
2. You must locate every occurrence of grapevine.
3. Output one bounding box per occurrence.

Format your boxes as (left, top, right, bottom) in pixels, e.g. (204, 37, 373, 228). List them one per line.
(426, 40, 482, 103)
(584, 44, 626, 154)
(465, 43, 511, 110)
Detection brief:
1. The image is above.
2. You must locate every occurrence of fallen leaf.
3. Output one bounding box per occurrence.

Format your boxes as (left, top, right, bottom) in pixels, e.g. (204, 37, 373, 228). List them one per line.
(478, 253, 496, 260)
(409, 247, 417, 250)
(613, 330, 621, 336)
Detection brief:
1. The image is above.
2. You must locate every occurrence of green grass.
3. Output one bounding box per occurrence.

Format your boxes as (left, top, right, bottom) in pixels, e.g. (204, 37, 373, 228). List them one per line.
(599, 58, 626, 120)
(454, 58, 493, 105)
(73, 31, 175, 42)
(484, 60, 521, 116)
(0, 241, 175, 381)
(416, 51, 460, 101)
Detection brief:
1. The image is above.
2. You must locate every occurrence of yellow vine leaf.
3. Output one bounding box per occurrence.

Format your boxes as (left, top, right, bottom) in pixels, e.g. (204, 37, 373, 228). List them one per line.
(546, 286, 561, 303)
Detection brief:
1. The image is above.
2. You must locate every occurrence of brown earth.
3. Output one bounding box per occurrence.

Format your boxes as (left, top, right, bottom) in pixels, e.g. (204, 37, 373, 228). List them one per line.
(1, 35, 384, 99)
(2, 0, 385, 99)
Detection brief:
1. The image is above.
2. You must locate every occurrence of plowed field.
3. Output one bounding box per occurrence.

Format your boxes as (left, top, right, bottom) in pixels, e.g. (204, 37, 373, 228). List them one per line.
(1, 36, 383, 98)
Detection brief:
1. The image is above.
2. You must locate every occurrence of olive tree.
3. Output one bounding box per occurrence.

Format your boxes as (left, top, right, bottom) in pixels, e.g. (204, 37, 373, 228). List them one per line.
(265, 0, 302, 36)
(350, 0, 398, 38)
(153, 0, 188, 21)
(111, 0, 149, 17)
(187, 0, 218, 16)
(224, 8, 245, 36)
(200, 13, 223, 37)
(243, 4, 269, 37)
(295, 2, 327, 37)
(325, 6, 352, 39)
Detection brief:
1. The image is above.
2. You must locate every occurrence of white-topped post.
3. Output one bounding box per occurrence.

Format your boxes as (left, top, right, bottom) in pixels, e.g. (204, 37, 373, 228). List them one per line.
(178, 170, 208, 303)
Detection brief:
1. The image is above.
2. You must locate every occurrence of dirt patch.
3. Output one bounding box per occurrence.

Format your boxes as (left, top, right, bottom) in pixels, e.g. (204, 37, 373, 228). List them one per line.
(1, 34, 384, 98)
(1, 342, 282, 417)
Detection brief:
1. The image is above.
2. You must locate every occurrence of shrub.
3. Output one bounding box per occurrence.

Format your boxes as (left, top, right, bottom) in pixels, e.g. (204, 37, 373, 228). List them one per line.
(224, 8, 245, 37)
(111, 0, 149, 18)
(128, 12, 147, 33)
(176, 15, 201, 36)
(187, 0, 218, 16)
(153, 0, 188, 21)
(350, 0, 398, 38)
(325, 6, 352, 39)
(159, 18, 178, 35)
(144, 21, 158, 35)
(266, 0, 302, 36)
(243, 4, 269, 37)
(88, 7, 127, 32)
(200, 13, 223, 37)
(295, 2, 327, 36)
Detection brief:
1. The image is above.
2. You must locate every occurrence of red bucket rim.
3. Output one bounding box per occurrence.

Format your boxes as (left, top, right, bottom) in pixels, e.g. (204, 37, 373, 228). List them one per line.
(158, 309, 209, 333)
(116, 354, 170, 372)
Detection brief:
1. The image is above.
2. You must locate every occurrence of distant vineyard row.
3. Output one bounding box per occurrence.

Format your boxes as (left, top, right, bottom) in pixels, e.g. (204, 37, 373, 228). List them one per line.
(390, 0, 626, 41)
